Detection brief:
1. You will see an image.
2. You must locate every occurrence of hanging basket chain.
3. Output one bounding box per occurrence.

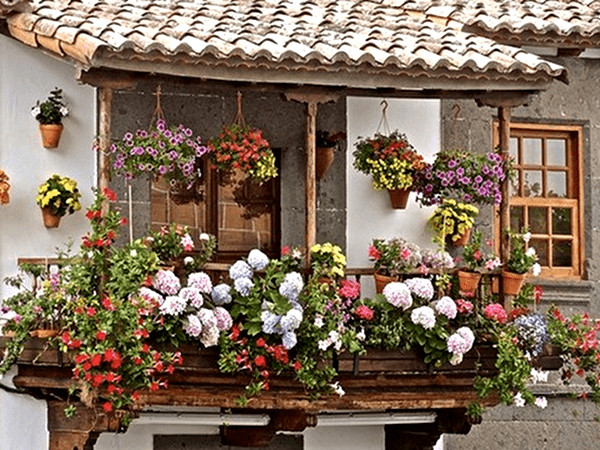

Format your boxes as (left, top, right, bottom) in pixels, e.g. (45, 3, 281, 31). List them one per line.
(376, 99, 391, 135)
(149, 84, 166, 129)
(232, 91, 247, 128)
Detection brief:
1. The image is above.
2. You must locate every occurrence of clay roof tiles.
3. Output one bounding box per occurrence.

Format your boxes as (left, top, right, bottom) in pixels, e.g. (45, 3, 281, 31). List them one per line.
(4, 0, 594, 85)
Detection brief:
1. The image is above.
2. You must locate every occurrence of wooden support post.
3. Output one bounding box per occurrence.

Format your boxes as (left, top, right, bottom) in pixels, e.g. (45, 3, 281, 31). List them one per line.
(306, 101, 318, 258)
(498, 106, 512, 310)
(284, 89, 339, 263)
(98, 87, 113, 216)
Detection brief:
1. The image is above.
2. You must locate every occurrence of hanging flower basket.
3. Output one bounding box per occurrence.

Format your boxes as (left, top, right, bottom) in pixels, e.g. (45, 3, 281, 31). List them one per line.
(39, 124, 64, 149)
(502, 270, 526, 296)
(388, 188, 411, 209)
(451, 227, 472, 247)
(457, 270, 481, 293)
(41, 207, 61, 228)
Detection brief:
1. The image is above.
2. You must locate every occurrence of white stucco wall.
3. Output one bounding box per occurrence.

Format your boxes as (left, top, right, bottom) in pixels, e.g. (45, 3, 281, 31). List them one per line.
(0, 35, 96, 450)
(346, 97, 440, 270)
(0, 36, 96, 298)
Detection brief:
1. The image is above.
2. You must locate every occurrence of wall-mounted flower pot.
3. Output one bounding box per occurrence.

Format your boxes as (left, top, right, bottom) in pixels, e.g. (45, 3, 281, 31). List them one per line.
(316, 146, 335, 180)
(501, 270, 525, 296)
(39, 124, 63, 149)
(457, 270, 481, 293)
(388, 188, 411, 209)
(374, 271, 399, 294)
(450, 227, 472, 247)
(41, 207, 61, 228)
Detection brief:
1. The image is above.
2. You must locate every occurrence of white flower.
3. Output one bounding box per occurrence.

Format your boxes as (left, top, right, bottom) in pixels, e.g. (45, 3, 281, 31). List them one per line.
(532, 263, 541, 277)
(449, 353, 463, 366)
(356, 328, 366, 341)
(534, 396, 548, 409)
(31, 106, 41, 118)
(410, 306, 436, 330)
(523, 232, 532, 243)
(314, 314, 324, 329)
(184, 256, 194, 265)
(130, 249, 138, 257)
(530, 368, 549, 384)
(59, 106, 69, 117)
(200, 232, 210, 241)
(513, 392, 526, 407)
(330, 382, 345, 397)
(318, 339, 330, 351)
(526, 247, 537, 258)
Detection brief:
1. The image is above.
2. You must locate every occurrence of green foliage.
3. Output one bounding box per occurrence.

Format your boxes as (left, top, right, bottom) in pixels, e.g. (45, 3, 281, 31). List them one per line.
(32, 87, 68, 125)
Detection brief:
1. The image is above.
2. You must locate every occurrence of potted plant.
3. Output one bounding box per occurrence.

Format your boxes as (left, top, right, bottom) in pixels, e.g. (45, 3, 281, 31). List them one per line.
(316, 131, 346, 180)
(353, 131, 427, 209)
(110, 119, 209, 203)
(310, 242, 346, 281)
(0, 169, 9, 205)
(416, 148, 513, 207)
(503, 229, 541, 295)
(428, 199, 479, 247)
(35, 174, 82, 228)
(458, 231, 500, 293)
(368, 238, 423, 293)
(31, 88, 69, 148)
(208, 123, 277, 184)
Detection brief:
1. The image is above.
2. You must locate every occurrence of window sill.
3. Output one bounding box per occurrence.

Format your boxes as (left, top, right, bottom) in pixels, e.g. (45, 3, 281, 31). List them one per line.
(532, 278, 593, 306)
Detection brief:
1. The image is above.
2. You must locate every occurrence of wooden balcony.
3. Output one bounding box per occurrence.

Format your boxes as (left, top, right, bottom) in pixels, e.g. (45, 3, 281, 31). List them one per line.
(0, 336, 562, 450)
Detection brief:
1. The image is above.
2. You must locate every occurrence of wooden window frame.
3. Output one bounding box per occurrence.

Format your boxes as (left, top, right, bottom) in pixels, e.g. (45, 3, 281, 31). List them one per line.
(493, 122, 584, 279)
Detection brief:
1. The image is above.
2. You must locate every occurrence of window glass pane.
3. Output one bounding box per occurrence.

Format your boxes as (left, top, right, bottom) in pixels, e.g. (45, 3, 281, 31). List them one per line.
(510, 206, 524, 231)
(552, 208, 572, 235)
(509, 137, 518, 162)
(530, 239, 548, 266)
(547, 171, 567, 198)
(547, 139, 567, 166)
(523, 138, 542, 165)
(509, 171, 520, 197)
(553, 240, 572, 267)
(523, 171, 543, 197)
(528, 207, 548, 234)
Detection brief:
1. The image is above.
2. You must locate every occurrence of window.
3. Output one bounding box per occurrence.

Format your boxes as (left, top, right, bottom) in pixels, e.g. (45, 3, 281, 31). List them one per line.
(495, 123, 584, 278)
(151, 159, 280, 262)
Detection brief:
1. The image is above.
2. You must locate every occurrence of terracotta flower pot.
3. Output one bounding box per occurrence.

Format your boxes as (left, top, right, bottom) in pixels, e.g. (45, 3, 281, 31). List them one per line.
(29, 329, 60, 339)
(39, 124, 63, 149)
(388, 188, 411, 209)
(450, 227, 472, 247)
(502, 270, 526, 296)
(316, 146, 335, 180)
(457, 270, 481, 293)
(41, 207, 61, 228)
(374, 272, 399, 294)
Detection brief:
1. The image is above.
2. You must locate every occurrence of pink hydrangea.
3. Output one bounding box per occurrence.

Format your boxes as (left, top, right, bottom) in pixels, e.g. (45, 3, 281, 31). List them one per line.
(383, 282, 412, 310)
(188, 272, 213, 294)
(447, 333, 470, 355)
(338, 279, 361, 300)
(354, 305, 374, 321)
(434, 296, 457, 319)
(456, 299, 474, 315)
(153, 270, 181, 296)
(483, 303, 508, 324)
(214, 307, 233, 331)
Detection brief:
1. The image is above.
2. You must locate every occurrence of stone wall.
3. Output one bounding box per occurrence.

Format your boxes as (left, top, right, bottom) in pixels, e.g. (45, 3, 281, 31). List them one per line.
(109, 80, 347, 252)
(442, 56, 600, 448)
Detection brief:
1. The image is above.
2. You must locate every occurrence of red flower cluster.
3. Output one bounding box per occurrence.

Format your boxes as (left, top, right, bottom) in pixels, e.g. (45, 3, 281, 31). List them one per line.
(456, 299, 474, 315)
(483, 303, 508, 324)
(338, 279, 361, 300)
(354, 305, 374, 321)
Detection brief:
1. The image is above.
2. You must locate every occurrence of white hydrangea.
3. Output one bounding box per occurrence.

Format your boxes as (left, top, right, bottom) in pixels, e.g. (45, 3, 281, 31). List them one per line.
(410, 306, 436, 330)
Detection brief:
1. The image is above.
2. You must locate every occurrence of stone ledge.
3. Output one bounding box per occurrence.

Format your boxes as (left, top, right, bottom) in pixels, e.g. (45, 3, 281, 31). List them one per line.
(535, 279, 594, 306)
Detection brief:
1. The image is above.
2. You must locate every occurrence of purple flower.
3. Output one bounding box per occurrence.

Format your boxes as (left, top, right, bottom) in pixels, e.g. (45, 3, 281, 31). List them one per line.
(447, 160, 458, 168)
(158, 165, 168, 175)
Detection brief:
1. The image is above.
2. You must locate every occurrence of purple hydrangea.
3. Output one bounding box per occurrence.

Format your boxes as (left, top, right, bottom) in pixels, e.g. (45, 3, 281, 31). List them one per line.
(280, 308, 303, 332)
(248, 249, 270, 271)
(282, 331, 298, 350)
(514, 314, 549, 357)
(404, 278, 434, 301)
(234, 277, 254, 296)
(261, 310, 281, 334)
(229, 260, 253, 280)
(383, 282, 413, 310)
(153, 270, 181, 296)
(188, 272, 213, 294)
(211, 284, 232, 305)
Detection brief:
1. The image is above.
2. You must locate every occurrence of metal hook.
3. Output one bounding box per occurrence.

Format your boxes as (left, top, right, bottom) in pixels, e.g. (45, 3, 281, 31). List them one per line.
(452, 103, 461, 120)
(380, 99, 389, 114)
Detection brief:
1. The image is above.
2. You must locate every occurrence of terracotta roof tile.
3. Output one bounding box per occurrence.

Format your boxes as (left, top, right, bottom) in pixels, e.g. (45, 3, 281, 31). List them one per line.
(2, 0, 573, 85)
